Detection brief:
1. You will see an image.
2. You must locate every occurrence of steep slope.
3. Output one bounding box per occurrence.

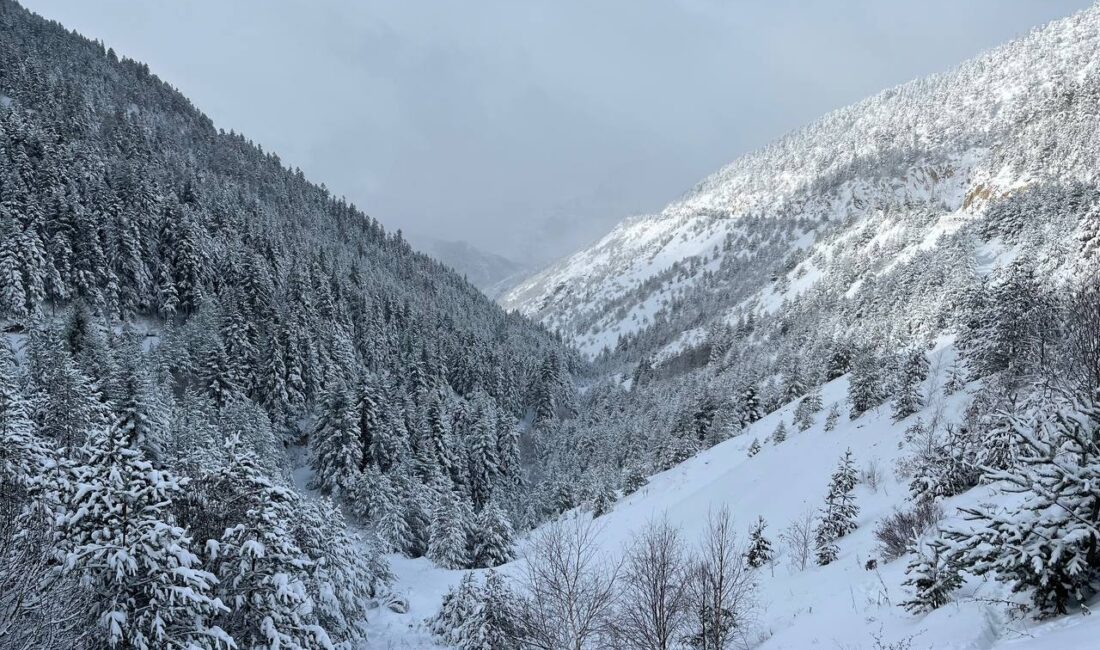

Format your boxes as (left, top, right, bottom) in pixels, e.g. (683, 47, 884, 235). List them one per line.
(503, 6, 1100, 359)
(384, 342, 1100, 649)
(0, 1, 582, 647)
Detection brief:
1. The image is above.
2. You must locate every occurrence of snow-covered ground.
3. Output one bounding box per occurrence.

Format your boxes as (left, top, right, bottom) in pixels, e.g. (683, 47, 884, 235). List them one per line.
(363, 344, 1100, 648)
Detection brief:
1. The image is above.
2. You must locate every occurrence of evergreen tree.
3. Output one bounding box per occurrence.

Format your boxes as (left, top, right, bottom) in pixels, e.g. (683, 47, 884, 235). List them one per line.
(622, 463, 648, 495)
(823, 402, 841, 431)
(771, 420, 788, 444)
(892, 348, 928, 422)
(309, 384, 362, 496)
(590, 474, 618, 518)
(848, 347, 886, 416)
(900, 536, 962, 614)
(745, 516, 774, 568)
(428, 490, 473, 570)
(471, 502, 516, 568)
(746, 437, 762, 457)
(815, 449, 860, 566)
(199, 435, 332, 649)
(942, 390, 1100, 617)
(55, 423, 230, 649)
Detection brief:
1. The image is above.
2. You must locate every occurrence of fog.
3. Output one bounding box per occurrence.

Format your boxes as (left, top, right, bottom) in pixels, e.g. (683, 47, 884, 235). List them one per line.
(23, 0, 1090, 262)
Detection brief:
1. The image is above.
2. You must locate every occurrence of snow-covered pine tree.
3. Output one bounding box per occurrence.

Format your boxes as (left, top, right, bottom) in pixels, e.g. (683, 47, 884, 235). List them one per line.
(373, 471, 414, 555)
(891, 348, 928, 422)
(469, 392, 501, 509)
(309, 383, 362, 496)
(462, 569, 522, 650)
(199, 335, 239, 409)
(745, 516, 774, 568)
(622, 462, 648, 495)
(824, 402, 841, 431)
(942, 356, 967, 396)
(771, 420, 788, 444)
(428, 489, 473, 569)
(471, 501, 516, 568)
(427, 572, 481, 645)
(942, 389, 1100, 617)
(746, 437, 762, 457)
(815, 449, 860, 565)
(55, 422, 230, 649)
(848, 347, 885, 417)
(590, 474, 618, 518)
(199, 435, 332, 649)
(900, 535, 962, 614)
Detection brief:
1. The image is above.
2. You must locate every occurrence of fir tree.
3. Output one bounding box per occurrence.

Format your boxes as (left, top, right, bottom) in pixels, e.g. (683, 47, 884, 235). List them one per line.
(771, 420, 788, 444)
(199, 435, 331, 649)
(900, 536, 962, 614)
(55, 423, 230, 649)
(942, 390, 1100, 617)
(428, 490, 473, 570)
(824, 402, 841, 431)
(471, 502, 516, 568)
(891, 348, 928, 422)
(745, 516, 774, 568)
(746, 437, 762, 457)
(815, 449, 860, 565)
(309, 384, 362, 496)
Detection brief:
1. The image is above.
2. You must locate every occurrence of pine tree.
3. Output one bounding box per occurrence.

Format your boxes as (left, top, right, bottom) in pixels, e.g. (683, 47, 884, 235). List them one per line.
(199, 336, 239, 409)
(428, 490, 473, 570)
(745, 516, 774, 568)
(590, 475, 618, 518)
(112, 350, 166, 461)
(471, 502, 516, 568)
(427, 572, 481, 645)
(900, 536, 962, 614)
(0, 215, 28, 318)
(848, 347, 885, 416)
(942, 356, 967, 396)
(374, 472, 414, 555)
(309, 384, 362, 496)
(468, 569, 523, 650)
(892, 348, 928, 422)
(771, 420, 788, 444)
(469, 394, 501, 509)
(746, 437, 762, 457)
(824, 402, 841, 431)
(55, 423, 230, 649)
(199, 435, 331, 649)
(815, 449, 860, 566)
(622, 463, 648, 495)
(942, 390, 1100, 617)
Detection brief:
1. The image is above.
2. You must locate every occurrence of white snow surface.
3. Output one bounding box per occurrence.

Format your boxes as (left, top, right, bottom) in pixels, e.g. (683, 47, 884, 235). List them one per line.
(364, 344, 1100, 648)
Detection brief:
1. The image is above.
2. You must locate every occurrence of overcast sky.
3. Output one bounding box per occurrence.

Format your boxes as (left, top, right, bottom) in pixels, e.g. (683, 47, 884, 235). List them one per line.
(22, 0, 1092, 261)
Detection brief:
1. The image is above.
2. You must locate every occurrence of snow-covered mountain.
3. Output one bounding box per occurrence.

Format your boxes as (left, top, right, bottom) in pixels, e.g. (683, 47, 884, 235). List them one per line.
(414, 237, 533, 299)
(502, 6, 1100, 359)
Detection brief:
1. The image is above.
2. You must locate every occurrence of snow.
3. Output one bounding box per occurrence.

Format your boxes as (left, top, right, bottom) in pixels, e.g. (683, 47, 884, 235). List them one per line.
(369, 345, 1100, 648)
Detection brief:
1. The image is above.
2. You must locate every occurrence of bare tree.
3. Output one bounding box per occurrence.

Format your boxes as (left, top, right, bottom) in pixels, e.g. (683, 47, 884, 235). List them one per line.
(613, 516, 691, 650)
(683, 508, 757, 649)
(780, 508, 816, 572)
(518, 516, 621, 650)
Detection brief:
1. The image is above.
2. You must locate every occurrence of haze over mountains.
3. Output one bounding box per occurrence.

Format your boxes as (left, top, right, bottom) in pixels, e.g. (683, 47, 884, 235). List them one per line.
(4, 1, 1100, 649)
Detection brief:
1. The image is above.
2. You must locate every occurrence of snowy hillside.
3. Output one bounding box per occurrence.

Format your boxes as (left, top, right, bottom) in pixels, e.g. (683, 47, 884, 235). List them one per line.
(502, 6, 1100, 358)
(373, 343, 1100, 649)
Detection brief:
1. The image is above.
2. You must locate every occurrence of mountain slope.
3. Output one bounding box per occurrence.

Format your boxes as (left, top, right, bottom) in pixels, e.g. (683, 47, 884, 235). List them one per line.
(503, 6, 1100, 359)
(0, 1, 581, 647)
(380, 342, 1100, 649)
(415, 237, 533, 299)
